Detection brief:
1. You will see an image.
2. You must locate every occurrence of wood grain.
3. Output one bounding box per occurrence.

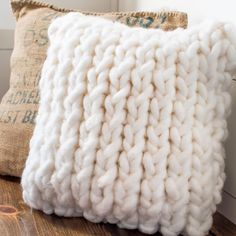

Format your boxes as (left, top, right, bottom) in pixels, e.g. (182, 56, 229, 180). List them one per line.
(0, 176, 235, 236)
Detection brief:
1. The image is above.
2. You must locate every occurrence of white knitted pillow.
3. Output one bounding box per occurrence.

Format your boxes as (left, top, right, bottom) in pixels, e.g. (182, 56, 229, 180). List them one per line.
(21, 12, 236, 236)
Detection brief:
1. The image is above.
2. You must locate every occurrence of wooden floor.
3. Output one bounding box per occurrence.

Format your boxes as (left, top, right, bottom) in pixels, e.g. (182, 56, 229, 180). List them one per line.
(0, 176, 235, 236)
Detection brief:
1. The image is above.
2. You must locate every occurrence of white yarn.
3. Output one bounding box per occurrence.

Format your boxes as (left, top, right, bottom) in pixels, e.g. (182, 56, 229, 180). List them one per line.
(21, 13, 236, 236)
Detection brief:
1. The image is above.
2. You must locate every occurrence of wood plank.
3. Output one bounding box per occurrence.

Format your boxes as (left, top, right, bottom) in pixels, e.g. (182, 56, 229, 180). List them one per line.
(0, 176, 156, 236)
(0, 176, 111, 236)
(212, 212, 236, 236)
(0, 176, 235, 236)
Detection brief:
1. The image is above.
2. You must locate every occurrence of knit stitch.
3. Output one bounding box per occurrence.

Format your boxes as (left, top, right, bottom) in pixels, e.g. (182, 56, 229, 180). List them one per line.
(21, 13, 236, 236)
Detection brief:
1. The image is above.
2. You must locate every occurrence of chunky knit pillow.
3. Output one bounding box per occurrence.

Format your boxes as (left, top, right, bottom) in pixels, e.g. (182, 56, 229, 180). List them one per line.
(21, 13, 236, 236)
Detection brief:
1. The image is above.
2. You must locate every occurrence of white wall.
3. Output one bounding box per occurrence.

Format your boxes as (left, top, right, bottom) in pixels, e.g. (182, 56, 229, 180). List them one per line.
(0, 1, 15, 29)
(39, 0, 118, 12)
(120, 0, 236, 225)
(0, 1, 13, 98)
(0, 30, 13, 99)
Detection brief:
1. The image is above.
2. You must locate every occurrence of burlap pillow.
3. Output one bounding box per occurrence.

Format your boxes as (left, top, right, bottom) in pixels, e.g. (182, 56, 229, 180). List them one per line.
(0, 0, 187, 177)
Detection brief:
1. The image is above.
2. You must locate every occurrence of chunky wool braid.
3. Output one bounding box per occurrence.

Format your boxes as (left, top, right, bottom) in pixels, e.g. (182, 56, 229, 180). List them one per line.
(160, 41, 197, 235)
(185, 42, 214, 236)
(22, 13, 236, 236)
(49, 19, 87, 216)
(138, 39, 176, 233)
(88, 34, 135, 222)
(22, 37, 66, 213)
(81, 27, 117, 222)
(117, 35, 154, 229)
(73, 30, 106, 220)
